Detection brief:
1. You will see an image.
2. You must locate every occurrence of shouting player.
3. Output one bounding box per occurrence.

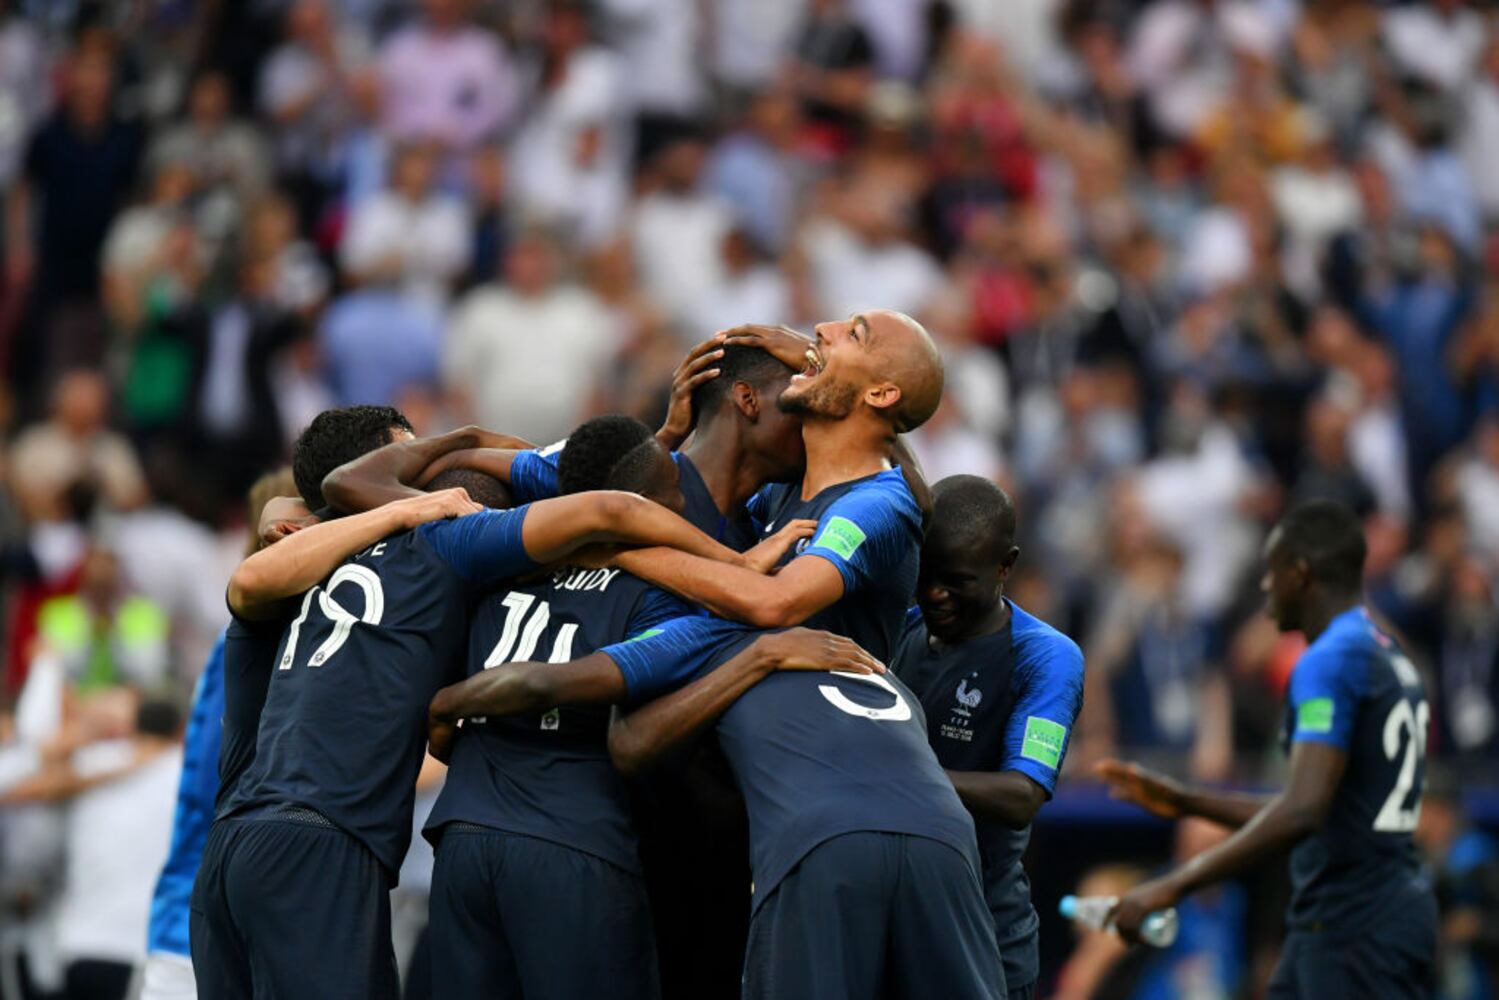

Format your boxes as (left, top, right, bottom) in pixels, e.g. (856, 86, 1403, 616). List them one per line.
(192, 467, 767, 999)
(892, 475, 1084, 1000)
(1098, 500, 1437, 997)
(431, 310, 1009, 997)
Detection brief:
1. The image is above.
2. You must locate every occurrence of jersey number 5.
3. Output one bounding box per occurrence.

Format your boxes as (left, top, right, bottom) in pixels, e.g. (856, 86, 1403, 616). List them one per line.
(279, 565, 385, 671)
(819, 671, 912, 722)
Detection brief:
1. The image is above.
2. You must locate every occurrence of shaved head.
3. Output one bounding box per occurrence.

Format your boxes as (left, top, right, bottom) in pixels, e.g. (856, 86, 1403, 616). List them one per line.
(866, 310, 944, 432)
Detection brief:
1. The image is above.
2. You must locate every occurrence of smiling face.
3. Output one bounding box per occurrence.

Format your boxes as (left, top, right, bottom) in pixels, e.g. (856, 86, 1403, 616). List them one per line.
(917, 525, 1016, 643)
(778, 312, 899, 421)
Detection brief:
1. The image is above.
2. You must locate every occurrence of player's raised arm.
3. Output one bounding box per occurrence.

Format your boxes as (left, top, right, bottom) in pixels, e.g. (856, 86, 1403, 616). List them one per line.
(1108, 740, 1347, 943)
(320, 426, 538, 512)
(607, 629, 883, 777)
(228, 489, 482, 620)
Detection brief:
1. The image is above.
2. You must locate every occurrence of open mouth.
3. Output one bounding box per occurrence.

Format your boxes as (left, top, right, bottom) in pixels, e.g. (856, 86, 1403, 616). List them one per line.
(792, 347, 824, 382)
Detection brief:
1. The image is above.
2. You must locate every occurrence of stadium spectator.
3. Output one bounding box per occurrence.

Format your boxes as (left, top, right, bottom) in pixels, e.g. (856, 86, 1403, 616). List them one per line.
(339, 141, 471, 303)
(443, 227, 615, 443)
(507, 1, 629, 250)
(10, 371, 147, 524)
(376, 0, 517, 153)
(7, 45, 142, 397)
(146, 69, 271, 255)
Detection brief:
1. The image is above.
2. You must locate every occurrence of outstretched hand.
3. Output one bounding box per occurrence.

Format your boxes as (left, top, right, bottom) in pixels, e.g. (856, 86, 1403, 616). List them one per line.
(742, 519, 818, 573)
(657, 335, 726, 449)
(1093, 758, 1186, 819)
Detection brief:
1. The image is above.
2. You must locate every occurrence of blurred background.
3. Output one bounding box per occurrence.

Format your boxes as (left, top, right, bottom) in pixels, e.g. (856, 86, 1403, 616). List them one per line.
(1, 0, 1498, 996)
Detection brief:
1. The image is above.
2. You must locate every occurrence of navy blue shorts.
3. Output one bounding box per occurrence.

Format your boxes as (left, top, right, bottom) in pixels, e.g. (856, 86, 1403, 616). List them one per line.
(742, 831, 1005, 1000)
(428, 826, 660, 1000)
(190, 811, 398, 1000)
(1267, 890, 1437, 1000)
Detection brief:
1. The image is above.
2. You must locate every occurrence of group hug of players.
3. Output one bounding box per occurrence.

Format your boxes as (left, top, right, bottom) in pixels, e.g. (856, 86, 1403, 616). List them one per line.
(156, 311, 1437, 1000)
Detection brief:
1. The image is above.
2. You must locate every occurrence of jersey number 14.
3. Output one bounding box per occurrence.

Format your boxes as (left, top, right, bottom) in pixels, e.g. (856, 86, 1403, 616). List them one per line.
(480, 592, 578, 729)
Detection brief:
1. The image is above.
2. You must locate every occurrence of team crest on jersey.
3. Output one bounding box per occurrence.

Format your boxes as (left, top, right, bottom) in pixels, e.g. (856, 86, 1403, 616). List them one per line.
(940, 673, 982, 743)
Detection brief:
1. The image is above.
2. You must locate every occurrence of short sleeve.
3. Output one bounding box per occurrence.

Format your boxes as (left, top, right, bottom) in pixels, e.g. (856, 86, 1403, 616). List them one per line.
(418, 506, 539, 588)
(799, 478, 920, 597)
(1000, 632, 1085, 796)
(1287, 647, 1359, 750)
(507, 440, 565, 503)
(600, 616, 747, 703)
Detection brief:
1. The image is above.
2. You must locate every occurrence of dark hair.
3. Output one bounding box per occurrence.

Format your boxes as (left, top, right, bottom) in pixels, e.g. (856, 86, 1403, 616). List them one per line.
(292, 406, 413, 509)
(557, 415, 661, 495)
(426, 467, 513, 510)
(1275, 500, 1367, 592)
(137, 698, 183, 739)
(690, 344, 795, 428)
(930, 475, 1017, 557)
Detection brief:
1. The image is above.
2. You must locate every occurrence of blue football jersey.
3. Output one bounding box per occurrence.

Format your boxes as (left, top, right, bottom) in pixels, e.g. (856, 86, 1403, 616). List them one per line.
(510, 443, 758, 550)
(605, 615, 979, 912)
(1281, 606, 1432, 929)
(423, 566, 689, 871)
(601, 469, 963, 911)
(148, 632, 228, 957)
(221, 508, 539, 878)
(745, 468, 923, 662)
(893, 601, 1084, 989)
(215, 613, 287, 809)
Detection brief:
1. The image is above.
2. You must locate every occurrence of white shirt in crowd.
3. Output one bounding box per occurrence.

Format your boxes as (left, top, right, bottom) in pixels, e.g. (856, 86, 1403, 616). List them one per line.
(443, 284, 617, 444)
(54, 741, 181, 969)
(340, 190, 471, 303)
(509, 47, 630, 249)
(631, 191, 735, 330)
(1381, 3, 1486, 93)
(801, 220, 943, 321)
(599, 0, 707, 116)
(687, 264, 792, 346)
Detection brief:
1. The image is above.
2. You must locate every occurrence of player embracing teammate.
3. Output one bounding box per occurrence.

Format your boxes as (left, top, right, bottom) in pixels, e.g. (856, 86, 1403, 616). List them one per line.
(169, 339, 1443, 1000)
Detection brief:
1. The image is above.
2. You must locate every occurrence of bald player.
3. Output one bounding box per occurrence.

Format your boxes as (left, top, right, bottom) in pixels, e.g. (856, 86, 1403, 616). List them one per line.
(432, 311, 1007, 997)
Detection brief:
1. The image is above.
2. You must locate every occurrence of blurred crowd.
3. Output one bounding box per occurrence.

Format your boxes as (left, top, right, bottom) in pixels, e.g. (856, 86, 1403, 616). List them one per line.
(3, 0, 1499, 995)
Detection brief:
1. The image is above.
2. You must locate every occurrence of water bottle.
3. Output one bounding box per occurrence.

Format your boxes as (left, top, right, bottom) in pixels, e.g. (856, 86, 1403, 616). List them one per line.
(1059, 894, 1179, 948)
